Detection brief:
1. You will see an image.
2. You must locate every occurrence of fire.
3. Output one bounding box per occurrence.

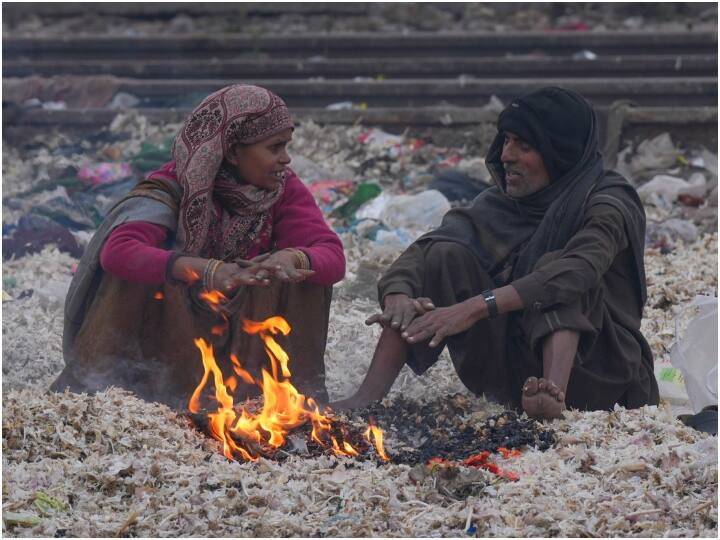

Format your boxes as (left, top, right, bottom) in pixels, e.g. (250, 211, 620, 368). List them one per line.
(153, 291, 164, 300)
(189, 314, 390, 462)
(364, 422, 390, 461)
(185, 268, 201, 284)
(199, 289, 227, 309)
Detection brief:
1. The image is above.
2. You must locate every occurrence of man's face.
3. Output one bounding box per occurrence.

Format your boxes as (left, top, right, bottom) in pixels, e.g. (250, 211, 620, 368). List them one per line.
(500, 131, 551, 198)
(227, 128, 293, 191)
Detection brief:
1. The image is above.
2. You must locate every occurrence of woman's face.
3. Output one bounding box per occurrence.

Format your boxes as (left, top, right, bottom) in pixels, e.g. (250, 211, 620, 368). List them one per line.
(227, 128, 293, 190)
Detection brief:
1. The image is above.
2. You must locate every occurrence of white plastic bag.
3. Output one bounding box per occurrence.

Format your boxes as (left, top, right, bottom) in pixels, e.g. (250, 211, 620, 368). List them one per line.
(669, 295, 718, 413)
(379, 190, 451, 231)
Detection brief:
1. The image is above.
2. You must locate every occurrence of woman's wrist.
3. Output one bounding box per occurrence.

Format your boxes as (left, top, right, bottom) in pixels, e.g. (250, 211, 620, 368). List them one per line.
(283, 248, 310, 270)
(171, 256, 208, 285)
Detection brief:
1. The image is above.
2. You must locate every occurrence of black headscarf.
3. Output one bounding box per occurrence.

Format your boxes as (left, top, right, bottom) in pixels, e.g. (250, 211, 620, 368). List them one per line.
(418, 87, 648, 307)
(497, 86, 592, 181)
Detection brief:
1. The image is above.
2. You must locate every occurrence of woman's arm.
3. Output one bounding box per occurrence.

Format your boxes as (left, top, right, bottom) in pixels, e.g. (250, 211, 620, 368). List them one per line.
(271, 172, 346, 286)
(100, 222, 173, 284)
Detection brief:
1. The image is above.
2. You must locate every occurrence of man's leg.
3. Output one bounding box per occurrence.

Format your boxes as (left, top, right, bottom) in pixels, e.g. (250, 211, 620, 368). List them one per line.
(330, 326, 407, 410)
(522, 328, 579, 420)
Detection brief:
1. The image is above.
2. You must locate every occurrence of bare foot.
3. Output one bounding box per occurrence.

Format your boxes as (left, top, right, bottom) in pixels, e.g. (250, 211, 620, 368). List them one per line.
(521, 376, 566, 420)
(327, 396, 372, 413)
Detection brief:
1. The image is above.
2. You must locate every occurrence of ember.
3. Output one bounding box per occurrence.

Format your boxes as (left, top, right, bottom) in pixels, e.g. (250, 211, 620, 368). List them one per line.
(356, 396, 556, 466)
(188, 314, 389, 463)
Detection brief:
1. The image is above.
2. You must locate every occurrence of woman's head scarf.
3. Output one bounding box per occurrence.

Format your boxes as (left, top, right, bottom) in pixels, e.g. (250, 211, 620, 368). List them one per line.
(173, 84, 294, 259)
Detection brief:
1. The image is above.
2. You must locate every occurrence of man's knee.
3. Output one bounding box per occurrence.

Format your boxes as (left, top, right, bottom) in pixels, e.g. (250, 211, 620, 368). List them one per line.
(425, 241, 474, 273)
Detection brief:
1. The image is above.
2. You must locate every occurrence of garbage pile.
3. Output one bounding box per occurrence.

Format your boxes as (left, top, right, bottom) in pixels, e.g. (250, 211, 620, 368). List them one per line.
(3, 117, 717, 301)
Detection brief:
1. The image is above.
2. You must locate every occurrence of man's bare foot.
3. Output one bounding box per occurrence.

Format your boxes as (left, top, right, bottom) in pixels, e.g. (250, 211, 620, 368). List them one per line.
(327, 396, 372, 413)
(521, 376, 566, 420)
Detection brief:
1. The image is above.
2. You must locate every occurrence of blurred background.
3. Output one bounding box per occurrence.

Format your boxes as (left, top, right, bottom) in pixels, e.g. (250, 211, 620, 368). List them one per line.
(3, 2, 718, 152)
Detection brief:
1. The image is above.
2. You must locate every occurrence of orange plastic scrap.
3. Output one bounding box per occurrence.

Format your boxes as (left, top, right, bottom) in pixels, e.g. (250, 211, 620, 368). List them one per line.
(463, 451, 521, 482)
(496, 447, 521, 459)
(463, 451, 491, 467)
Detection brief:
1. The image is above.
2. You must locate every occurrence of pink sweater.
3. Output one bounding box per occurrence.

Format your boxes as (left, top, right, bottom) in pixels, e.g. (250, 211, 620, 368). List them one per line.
(100, 167, 345, 286)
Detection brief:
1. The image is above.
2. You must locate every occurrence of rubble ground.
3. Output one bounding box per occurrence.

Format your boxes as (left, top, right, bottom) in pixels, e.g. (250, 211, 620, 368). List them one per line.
(2, 116, 718, 537)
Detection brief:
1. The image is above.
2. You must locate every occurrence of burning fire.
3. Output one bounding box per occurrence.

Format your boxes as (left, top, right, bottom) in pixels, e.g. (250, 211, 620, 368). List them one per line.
(189, 314, 389, 462)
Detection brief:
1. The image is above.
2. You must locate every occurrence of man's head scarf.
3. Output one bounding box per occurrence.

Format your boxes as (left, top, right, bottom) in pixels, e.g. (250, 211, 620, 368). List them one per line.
(173, 84, 295, 258)
(497, 86, 592, 182)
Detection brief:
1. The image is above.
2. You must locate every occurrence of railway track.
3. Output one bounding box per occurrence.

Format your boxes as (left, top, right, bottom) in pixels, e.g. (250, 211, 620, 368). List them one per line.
(3, 27, 717, 150)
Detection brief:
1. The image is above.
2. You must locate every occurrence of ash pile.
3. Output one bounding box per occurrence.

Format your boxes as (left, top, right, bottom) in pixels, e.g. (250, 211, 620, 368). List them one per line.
(356, 394, 555, 466)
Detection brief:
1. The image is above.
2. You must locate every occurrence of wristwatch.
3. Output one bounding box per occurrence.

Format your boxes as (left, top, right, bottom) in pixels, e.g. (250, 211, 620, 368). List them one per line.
(481, 289, 499, 319)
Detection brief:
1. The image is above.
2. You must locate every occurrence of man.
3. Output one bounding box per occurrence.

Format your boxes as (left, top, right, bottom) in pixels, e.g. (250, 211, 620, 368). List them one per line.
(333, 86, 659, 420)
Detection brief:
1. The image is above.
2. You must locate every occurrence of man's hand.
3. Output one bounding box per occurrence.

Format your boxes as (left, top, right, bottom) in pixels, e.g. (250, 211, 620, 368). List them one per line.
(365, 293, 435, 331)
(250, 250, 315, 283)
(402, 300, 481, 348)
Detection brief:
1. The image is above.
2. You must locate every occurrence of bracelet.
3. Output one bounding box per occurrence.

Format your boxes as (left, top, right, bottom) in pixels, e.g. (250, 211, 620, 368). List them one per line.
(481, 289, 499, 319)
(287, 248, 311, 271)
(203, 258, 223, 291)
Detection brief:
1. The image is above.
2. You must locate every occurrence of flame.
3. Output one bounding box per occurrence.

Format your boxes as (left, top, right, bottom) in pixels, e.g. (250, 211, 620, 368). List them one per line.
(154, 291, 164, 300)
(211, 324, 227, 336)
(364, 422, 390, 461)
(189, 315, 388, 463)
(185, 268, 201, 284)
(199, 289, 227, 309)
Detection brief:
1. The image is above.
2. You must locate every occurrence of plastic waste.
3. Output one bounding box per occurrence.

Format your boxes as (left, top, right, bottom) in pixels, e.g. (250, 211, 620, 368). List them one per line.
(637, 174, 691, 206)
(629, 133, 679, 174)
(681, 172, 708, 197)
(648, 218, 699, 245)
(358, 128, 403, 147)
(109, 91, 141, 109)
(654, 359, 690, 406)
(130, 135, 174, 172)
(308, 179, 355, 206)
(289, 155, 334, 184)
(374, 228, 416, 250)
(429, 169, 489, 202)
(669, 295, 718, 413)
(377, 190, 451, 231)
(331, 183, 382, 219)
(3, 214, 84, 260)
(78, 162, 133, 187)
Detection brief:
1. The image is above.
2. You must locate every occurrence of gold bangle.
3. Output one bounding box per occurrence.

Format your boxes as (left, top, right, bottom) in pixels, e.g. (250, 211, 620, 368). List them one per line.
(288, 248, 310, 270)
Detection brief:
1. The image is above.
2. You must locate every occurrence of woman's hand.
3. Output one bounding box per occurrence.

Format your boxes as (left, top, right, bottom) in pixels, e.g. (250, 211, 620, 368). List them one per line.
(213, 262, 270, 294)
(402, 299, 482, 348)
(250, 250, 315, 283)
(365, 293, 436, 331)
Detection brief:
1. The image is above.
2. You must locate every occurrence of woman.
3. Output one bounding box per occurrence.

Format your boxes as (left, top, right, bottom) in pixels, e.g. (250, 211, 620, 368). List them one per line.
(50, 84, 345, 408)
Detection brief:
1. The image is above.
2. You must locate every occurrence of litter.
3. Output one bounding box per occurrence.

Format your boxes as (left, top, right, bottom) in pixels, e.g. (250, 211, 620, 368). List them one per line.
(637, 174, 691, 206)
(670, 295, 718, 413)
(78, 162, 134, 187)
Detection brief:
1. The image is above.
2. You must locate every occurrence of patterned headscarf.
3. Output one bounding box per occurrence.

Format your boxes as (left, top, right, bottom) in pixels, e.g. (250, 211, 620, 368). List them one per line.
(173, 84, 294, 259)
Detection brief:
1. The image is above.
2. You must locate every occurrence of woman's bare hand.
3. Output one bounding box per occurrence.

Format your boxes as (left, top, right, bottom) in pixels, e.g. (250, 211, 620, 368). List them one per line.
(365, 293, 435, 331)
(250, 250, 315, 283)
(213, 262, 270, 294)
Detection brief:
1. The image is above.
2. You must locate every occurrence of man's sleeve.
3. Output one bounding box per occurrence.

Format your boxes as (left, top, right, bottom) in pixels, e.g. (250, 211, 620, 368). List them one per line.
(510, 203, 630, 310)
